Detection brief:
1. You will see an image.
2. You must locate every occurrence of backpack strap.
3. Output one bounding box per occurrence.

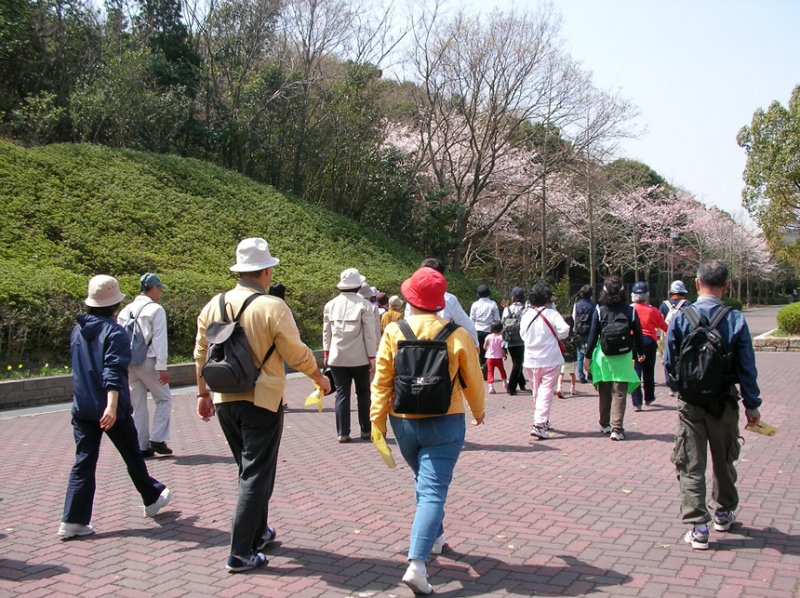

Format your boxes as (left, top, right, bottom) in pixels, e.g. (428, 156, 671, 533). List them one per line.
(128, 299, 155, 347)
(220, 291, 277, 369)
(433, 320, 460, 341)
(708, 305, 732, 330)
(396, 319, 417, 341)
(524, 310, 541, 333)
(681, 304, 701, 330)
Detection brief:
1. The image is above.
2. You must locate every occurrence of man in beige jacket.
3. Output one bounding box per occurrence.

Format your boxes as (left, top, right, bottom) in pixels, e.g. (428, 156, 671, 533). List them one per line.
(323, 268, 379, 443)
(195, 238, 330, 572)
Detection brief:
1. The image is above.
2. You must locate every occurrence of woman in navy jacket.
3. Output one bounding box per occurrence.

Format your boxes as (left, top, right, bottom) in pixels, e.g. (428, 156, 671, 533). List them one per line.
(59, 275, 171, 539)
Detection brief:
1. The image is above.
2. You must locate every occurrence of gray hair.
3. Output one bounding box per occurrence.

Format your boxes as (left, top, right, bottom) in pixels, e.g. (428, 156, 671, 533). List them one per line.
(697, 260, 729, 288)
(631, 292, 649, 304)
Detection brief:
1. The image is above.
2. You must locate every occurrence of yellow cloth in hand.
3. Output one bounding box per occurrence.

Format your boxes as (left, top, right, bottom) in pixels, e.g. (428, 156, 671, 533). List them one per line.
(744, 421, 779, 436)
(371, 427, 396, 469)
(304, 386, 324, 412)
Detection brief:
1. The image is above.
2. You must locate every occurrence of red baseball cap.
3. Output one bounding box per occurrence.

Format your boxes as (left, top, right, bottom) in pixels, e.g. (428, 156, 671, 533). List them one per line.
(401, 267, 447, 312)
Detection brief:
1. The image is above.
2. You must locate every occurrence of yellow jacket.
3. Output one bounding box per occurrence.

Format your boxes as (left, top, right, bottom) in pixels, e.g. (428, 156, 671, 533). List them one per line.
(370, 314, 485, 435)
(194, 280, 319, 412)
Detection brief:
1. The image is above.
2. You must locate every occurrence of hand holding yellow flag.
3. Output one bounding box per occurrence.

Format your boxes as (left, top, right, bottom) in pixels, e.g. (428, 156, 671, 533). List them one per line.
(304, 386, 324, 413)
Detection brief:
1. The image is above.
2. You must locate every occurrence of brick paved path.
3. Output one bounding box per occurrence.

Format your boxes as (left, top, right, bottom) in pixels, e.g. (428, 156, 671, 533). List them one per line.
(1, 336, 799, 596)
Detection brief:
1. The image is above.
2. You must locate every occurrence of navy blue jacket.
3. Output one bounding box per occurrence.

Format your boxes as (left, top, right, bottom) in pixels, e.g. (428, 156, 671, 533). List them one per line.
(585, 303, 645, 358)
(659, 297, 691, 319)
(664, 294, 761, 410)
(70, 315, 133, 422)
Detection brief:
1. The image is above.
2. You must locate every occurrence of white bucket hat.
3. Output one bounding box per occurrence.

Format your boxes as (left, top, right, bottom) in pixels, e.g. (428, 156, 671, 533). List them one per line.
(337, 268, 366, 290)
(230, 238, 280, 272)
(85, 275, 126, 307)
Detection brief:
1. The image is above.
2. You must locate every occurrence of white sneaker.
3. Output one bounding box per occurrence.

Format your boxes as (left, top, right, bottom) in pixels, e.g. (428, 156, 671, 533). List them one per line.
(488, 386, 496, 394)
(530, 425, 549, 439)
(600, 425, 612, 434)
(610, 431, 625, 441)
(144, 488, 171, 517)
(402, 564, 433, 595)
(430, 534, 445, 555)
(57, 522, 94, 539)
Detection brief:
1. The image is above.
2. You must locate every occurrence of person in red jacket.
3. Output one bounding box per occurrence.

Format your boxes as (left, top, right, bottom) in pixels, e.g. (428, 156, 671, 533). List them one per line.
(630, 282, 667, 410)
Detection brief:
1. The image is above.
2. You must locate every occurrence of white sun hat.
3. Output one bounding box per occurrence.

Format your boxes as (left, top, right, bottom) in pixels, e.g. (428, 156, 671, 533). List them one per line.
(337, 268, 366, 290)
(229, 238, 280, 272)
(85, 275, 126, 307)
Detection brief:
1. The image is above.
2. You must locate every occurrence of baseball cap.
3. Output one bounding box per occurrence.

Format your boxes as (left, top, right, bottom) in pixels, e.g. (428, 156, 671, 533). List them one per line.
(632, 282, 648, 294)
(140, 272, 168, 290)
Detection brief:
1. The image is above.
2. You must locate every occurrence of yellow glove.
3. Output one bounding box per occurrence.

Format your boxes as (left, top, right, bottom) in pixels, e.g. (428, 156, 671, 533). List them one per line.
(371, 427, 396, 469)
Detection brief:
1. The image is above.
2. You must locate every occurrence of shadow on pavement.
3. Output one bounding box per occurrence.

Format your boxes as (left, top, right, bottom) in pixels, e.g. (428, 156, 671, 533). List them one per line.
(0, 559, 70, 581)
(89, 513, 229, 549)
(462, 441, 559, 453)
(171, 454, 235, 466)
(267, 547, 630, 596)
(716, 526, 800, 555)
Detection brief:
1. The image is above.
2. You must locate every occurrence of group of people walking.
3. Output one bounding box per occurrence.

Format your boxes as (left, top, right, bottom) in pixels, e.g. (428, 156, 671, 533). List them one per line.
(59, 239, 763, 594)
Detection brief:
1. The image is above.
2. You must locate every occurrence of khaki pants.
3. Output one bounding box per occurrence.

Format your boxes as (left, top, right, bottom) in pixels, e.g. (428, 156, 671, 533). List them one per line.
(671, 394, 741, 525)
(598, 381, 628, 433)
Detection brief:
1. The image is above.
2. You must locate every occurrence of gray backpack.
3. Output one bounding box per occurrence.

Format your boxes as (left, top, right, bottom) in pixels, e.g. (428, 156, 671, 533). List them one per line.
(201, 292, 276, 394)
(123, 301, 153, 366)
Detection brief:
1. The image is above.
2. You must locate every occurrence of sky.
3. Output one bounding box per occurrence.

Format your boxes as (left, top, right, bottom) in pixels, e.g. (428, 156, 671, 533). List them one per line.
(458, 0, 800, 220)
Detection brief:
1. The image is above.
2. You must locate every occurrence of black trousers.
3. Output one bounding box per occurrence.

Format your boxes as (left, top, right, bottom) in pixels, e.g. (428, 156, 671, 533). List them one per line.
(506, 344, 527, 393)
(217, 401, 284, 557)
(330, 365, 372, 437)
(477, 330, 490, 380)
(63, 416, 164, 525)
(632, 337, 658, 406)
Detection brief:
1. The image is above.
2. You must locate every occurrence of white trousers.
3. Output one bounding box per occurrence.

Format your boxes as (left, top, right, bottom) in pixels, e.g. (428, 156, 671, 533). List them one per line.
(128, 357, 172, 450)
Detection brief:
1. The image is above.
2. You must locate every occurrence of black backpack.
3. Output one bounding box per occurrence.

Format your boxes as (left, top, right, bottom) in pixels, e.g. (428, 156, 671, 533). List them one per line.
(670, 305, 733, 406)
(502, 305, 526, 344)
(393, 320, 465, 415)
(201, 292, 276, 394)
(598, 306, 633, 356)
(122, 300, 153, 366)
(573, 301, 592, 337)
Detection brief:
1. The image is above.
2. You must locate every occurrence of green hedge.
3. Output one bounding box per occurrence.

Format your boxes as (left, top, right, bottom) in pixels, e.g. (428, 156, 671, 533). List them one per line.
(0, 141, 479, 362)
(722, 297, 743, 311)
(777, 302, 800, 335)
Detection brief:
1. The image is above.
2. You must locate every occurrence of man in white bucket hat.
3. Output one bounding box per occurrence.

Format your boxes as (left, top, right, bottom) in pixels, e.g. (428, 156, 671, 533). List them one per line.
(194, 238, 331, 573)
(323, 268, 379, 443)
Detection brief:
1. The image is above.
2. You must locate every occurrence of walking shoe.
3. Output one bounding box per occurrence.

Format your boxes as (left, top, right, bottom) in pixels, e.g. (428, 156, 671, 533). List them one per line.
(360, 432, 371, 440)
(684, 525, 709, 550)
(610, 431, 625, 441)
(337, 435, 351, 443)
(530, 425, 549, 439)
(633, 404, 643, 412)
(226, 552, 267, 572)
(578, 377, 587, 384)
(645, 398, 656, 405)
(713, 510, 736, 532)
(57, 522, 94, 539)
(140, 448, 155, 458)
(502, 380, 509, 390)
(488, 386, 496, 394)
(144, 488, 171, 517)
(556, 389, 564, 399)
(570, 385, 576, 396)
(600, 425, 612, 434)
(402, 564, 433, 595)
(256, 526, 277, 551)
(546, 420, 553, 430)
(148, 441, 173, 455)
(430, 533, 445, 555)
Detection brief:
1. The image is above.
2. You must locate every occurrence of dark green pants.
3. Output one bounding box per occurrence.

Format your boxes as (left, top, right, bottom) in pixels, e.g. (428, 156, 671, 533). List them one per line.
(671, 393, 741, 525)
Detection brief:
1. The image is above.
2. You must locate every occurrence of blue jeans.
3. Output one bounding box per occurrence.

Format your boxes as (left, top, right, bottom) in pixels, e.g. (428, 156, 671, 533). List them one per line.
(390, 413, 465, 562)
(576, 336, 588, 381)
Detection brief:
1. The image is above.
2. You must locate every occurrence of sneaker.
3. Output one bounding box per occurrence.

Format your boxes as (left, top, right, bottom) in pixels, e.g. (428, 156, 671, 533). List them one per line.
(578, 377, 587, 384)
(360, 432, 371, 440)
(645, 398, 656, 406)
(57, 522, 94, 539)
(600, 425, 612, 434)
(337, 435, 351, 443)
(546, 420, 553, 430)
(530, 425, 549, 439)
(256, 526, 276, 551)
(144, 488, 171, 517)
(402, 564, 433, 595)
(226, 552, 267, 572)
(148, 441, 173, 455)
(556, 389, 564, 399)
(488, 385, 496, 394)
(610, 431, 625, 441)
(503, 380, 509, 389)
(633, 404, 643, 412)
(430, 533, 445, 555)
(713, 510, 736, 532)
(140, 448, 155, 458)
(570, 385, 576, 396)
(684, 525, 709, 550)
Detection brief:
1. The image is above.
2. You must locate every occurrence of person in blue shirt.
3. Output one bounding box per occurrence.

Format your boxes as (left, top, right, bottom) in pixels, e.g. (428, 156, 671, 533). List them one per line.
(664, 260, 762, 551)
(59, 275, 170, 540)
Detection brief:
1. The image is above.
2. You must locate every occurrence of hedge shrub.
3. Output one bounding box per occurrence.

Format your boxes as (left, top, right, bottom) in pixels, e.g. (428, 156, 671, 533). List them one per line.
(777, 302, 800, 335)
(0, 141, 480, 362)
(722, 297, 743, 311)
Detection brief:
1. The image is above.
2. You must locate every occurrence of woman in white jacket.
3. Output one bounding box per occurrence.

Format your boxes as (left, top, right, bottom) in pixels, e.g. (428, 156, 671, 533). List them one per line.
(519, 282, 570, 440)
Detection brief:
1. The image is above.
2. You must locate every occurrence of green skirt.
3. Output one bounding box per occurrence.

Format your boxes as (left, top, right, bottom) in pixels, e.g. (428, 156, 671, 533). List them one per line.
(590, 346, 641, 393)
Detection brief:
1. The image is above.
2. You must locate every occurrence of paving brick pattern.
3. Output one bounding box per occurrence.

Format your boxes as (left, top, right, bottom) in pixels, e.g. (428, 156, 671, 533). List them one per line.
(1, 322, 799, 596)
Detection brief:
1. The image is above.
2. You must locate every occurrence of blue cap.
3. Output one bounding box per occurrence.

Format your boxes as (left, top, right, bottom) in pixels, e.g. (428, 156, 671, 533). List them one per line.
(632, 282, 648, 294)
(670, 280, 688, 294)
(511, 286, 525, 300)
(140, 273, 168, 290)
